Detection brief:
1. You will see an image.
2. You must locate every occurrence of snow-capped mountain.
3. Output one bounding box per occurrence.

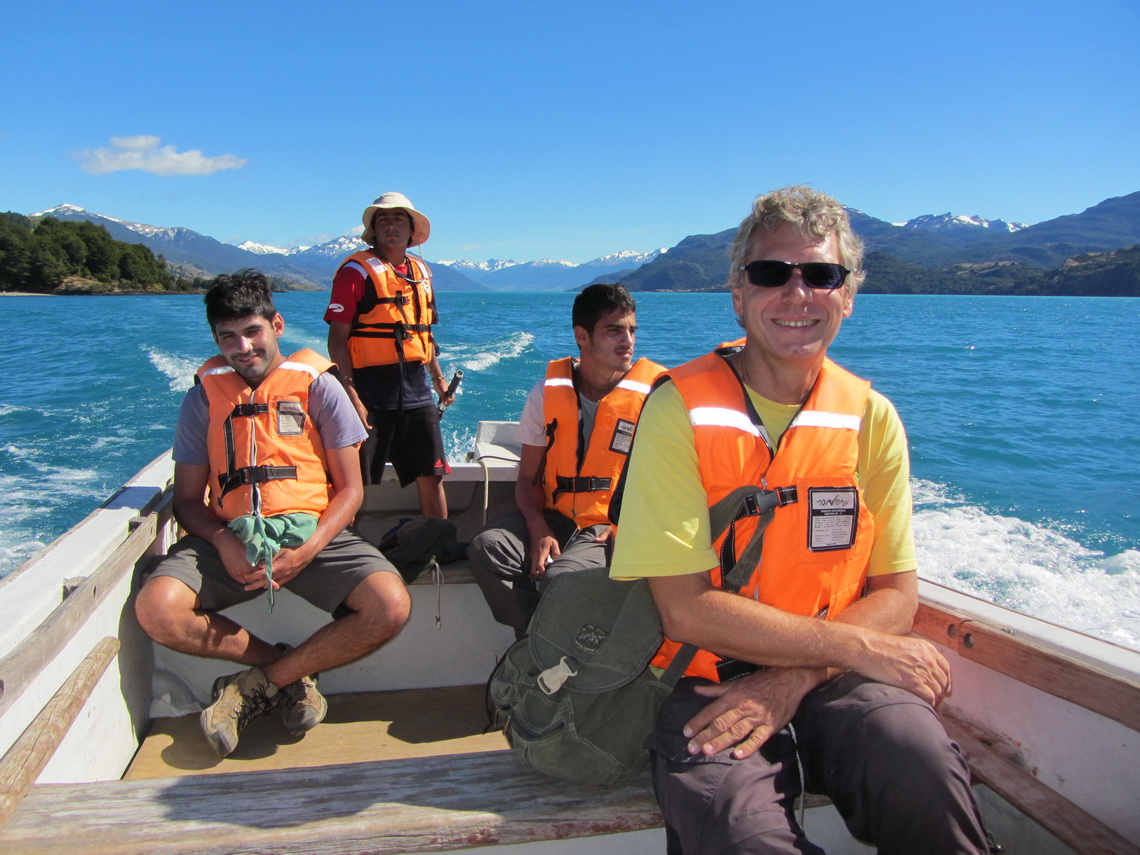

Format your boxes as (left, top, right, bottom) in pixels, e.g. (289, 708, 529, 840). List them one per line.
(435, 248, 665, 290)
(290, 234, 367, 262)
(436, 258, 522, 275)
(900, 213, 1027, 234)
(28, 205, 484, 290)
(27, 205, 672, 291)
(236, 240, 297, 255)
(36, 203, 192, 242)
(582, 249, 665, 268)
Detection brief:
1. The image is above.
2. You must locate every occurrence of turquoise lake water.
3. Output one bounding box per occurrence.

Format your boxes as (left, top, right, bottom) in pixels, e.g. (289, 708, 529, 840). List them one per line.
(1, 291, 1137, 649)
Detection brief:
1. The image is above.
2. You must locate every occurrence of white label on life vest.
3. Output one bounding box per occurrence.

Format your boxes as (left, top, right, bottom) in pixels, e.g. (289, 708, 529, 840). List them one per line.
(808, 487, 857, 551)
(610, 418, 636, 455)
(276, 400, 306, 436)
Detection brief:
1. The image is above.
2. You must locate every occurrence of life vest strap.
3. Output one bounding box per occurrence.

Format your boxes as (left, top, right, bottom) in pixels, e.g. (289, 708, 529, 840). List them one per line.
(711, 485, 798, 595)
(532, 418, 559, 487)
(709, 485, 800, 682)
(552, 475, 612, 500)
(230, 402, 269, 418)
(350, 322, 433, 340)
(218, 465, 298, 499)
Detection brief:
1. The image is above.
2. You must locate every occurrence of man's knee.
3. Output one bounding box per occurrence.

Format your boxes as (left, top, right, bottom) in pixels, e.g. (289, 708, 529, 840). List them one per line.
(468, 527, 496, 565)
(469, 526, 525, 577)
(836, 701, 988, 853)
(344, 571, 411, 644)
(134, 575, 197, 645)
(858, 700, 971, 787)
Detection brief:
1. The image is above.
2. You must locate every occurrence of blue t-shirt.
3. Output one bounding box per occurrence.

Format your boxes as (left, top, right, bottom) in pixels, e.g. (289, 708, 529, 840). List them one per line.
(173, 371, 367, 465)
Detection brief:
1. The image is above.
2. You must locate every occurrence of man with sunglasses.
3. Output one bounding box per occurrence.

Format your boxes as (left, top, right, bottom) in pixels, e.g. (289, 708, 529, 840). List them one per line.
(611, 187, 990, 853)
(325, 192, 454, 520)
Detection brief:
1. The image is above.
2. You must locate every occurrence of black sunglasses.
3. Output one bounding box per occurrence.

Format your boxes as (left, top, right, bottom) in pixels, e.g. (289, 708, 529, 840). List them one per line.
(739, 260, 850, 290)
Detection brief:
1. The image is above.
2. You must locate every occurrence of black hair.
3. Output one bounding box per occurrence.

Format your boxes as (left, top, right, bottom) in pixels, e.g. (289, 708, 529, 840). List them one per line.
(203, 269, 277, 330)
(572, 283, 637, 334)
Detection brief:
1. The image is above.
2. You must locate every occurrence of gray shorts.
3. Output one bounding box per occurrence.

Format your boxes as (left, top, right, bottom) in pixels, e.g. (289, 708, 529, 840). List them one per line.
(146, 527, 401, 616)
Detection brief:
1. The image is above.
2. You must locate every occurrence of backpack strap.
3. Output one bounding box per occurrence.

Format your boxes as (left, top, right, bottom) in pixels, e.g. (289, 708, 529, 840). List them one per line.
(709, 485, 798, 593)
(660, 642, 697, 689)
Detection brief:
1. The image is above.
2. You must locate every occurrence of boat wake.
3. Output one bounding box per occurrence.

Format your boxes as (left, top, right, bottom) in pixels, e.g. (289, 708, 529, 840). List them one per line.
(144, 347, 199, 393)
(913, 479, 1140, 651)
(0, 445, 102, 576)
(446, 332, 535, 373)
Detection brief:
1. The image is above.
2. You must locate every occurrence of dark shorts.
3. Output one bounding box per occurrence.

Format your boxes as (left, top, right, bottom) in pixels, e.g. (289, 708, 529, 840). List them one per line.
(145, 527, 401, 616)
(363, 404, 450, 487)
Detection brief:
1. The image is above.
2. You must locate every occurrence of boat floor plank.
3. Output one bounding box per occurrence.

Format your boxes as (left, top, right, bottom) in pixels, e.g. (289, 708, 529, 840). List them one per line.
(1, 751, 663, 855)
(126, 685, 508, 779)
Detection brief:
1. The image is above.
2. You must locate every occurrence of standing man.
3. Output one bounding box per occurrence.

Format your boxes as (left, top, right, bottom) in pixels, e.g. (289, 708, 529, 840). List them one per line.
(136, 271, 411, 757)
(611, 188, 991, 854)
(469, 283, 665, 637)
(325, 192, 453, 519)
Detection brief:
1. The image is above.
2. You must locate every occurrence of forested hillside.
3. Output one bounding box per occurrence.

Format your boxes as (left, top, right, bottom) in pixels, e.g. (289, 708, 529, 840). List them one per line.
(0, 213, 178, 293)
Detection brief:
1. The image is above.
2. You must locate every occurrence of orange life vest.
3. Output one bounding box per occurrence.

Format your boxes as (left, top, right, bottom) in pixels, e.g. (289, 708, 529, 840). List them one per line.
(540, 357, 665, 527)
(339, 250, 437, 367)
(198, 349, 334, 521)
(651, 351, 876, 681)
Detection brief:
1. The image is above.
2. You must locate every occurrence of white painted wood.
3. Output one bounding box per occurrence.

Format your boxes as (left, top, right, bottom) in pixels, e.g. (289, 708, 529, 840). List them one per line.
(0, 454, 173, 660)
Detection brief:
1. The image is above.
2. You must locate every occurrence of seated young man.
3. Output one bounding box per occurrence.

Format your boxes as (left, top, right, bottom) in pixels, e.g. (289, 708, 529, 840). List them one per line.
(468, 283, 664, 637)
(136, 271, 411, 757)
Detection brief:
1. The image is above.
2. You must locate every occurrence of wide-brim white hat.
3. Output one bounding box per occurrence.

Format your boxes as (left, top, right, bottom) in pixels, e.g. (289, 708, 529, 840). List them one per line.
(361, 192, 431, 247)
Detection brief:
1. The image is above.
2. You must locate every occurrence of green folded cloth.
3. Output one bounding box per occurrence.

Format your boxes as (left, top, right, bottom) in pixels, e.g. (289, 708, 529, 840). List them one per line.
(228, 512, 319, 610)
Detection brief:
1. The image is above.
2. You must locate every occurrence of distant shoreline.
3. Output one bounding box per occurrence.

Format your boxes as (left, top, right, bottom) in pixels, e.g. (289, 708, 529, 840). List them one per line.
(0, 289, 204, 297)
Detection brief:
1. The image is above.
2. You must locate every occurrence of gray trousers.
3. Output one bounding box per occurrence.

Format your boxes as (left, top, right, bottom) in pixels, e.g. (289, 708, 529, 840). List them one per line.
(467, 508, 608, 636)
(647, 673, 992, 855)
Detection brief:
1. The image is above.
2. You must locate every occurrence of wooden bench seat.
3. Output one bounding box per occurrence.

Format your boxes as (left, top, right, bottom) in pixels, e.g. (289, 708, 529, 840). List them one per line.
(0, 750, 665, 855)
(6, 684, 1132, 854)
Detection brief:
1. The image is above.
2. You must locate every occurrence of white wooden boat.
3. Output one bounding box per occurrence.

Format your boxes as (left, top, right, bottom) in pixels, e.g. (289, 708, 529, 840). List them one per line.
(0, 422, 1137, 854)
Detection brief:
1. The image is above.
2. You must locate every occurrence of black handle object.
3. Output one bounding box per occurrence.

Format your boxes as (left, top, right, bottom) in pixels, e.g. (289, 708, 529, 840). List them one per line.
(438, 369, 464, 416)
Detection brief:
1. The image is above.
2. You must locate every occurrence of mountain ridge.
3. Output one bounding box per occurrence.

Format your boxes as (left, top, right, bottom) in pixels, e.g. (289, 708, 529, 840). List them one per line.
(24, 192, 1140, 295)
(609, 192, 1140, 294)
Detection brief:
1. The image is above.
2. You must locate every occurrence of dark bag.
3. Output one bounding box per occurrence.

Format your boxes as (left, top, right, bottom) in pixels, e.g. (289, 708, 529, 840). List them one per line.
(486, 566, 694, 785)
(379, 517, 467, 583)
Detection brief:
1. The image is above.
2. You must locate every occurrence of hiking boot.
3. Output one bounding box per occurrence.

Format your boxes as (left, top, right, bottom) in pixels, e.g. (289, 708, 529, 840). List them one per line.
(200, 667, 279, 757)
(280, 672, 328, 737)
(273, 642, 327, 737)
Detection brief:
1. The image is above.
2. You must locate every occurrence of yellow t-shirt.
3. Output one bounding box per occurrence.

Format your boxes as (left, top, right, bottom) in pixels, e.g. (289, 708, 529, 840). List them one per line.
(610, 379, 915, 581)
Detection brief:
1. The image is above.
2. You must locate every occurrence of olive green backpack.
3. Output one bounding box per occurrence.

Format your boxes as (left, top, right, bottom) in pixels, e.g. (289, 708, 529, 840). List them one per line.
(486, 566, 695, 785)
(485, 485, 789, 785)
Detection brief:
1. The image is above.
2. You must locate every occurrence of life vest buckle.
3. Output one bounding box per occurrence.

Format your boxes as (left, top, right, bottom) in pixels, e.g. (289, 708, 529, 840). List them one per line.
(743, 486, 798, 517)
(553, 475, 613, 499)
(230, 402, 269, 418)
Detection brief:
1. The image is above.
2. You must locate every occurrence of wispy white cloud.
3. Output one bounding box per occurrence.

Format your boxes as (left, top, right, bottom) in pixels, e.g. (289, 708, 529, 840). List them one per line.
(77, 135, 247, 176)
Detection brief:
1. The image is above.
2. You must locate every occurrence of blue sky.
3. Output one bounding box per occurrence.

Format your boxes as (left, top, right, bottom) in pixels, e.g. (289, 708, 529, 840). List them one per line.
(3, 0, 1137, 264)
